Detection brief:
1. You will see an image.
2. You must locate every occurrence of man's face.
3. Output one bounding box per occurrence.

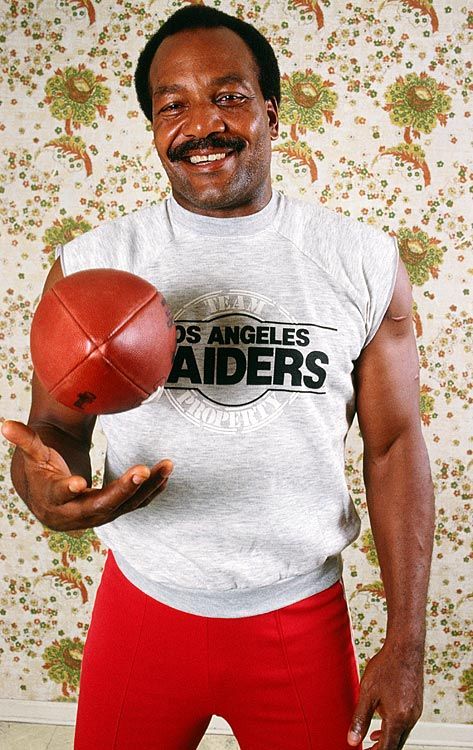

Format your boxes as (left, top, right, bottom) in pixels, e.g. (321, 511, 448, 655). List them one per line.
(149, 27, 279, 217)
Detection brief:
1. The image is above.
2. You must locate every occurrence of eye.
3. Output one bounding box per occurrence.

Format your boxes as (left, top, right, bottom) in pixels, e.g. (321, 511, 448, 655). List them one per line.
(159, 102, 184, 115)
(216, 93, 247, 105)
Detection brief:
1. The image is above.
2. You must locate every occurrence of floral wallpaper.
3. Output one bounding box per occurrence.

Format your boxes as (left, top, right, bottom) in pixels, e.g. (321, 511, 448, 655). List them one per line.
(0, 0, 471, 726)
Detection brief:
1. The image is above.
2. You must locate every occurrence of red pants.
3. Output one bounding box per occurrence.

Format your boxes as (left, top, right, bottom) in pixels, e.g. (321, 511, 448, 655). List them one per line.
(74, 549, 361, 749)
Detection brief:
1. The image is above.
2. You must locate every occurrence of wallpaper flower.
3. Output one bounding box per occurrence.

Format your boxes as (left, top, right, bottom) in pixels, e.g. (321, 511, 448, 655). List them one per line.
(0, 0, 471, 726)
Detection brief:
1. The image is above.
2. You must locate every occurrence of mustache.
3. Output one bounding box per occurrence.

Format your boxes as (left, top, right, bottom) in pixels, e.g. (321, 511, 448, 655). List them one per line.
(168, 135, 246, 162)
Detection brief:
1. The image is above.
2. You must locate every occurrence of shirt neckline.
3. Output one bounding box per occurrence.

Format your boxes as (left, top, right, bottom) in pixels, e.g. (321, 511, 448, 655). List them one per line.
(168, 189, 281, 237)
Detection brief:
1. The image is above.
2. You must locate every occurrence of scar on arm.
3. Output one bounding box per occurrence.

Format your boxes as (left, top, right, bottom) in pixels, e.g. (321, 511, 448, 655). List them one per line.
(386, 308, 409, 322)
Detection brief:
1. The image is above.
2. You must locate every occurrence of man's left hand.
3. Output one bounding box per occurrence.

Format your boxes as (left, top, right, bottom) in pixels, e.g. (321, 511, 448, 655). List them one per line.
(347, 640, 424, 749)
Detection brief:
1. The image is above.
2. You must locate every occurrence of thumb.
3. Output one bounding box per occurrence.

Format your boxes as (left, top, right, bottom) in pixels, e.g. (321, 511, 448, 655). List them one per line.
(347, 690, 375, 746)
(1, 420, 49, 463)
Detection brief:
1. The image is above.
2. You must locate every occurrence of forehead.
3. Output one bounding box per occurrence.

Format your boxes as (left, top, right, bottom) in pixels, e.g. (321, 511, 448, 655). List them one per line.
(149, 27, 260, 89)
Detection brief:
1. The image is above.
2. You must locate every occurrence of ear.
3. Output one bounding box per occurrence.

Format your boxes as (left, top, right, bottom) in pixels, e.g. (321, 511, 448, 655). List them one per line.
(266, 96, 279, 140)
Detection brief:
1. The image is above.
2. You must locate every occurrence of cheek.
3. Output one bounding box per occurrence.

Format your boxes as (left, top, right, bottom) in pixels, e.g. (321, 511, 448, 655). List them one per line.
(152, 122, 173, 158)
(244, 109, 272, 145)
(151, 119, 161, 146)
(248, 123, 272, 158)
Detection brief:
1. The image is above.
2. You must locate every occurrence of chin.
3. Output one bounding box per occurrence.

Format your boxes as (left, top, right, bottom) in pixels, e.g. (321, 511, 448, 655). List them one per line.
(176, 181, 257, 212)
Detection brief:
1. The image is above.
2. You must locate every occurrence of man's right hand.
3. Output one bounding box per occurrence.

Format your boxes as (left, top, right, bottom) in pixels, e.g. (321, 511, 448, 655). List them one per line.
(1, 420, 173, 532)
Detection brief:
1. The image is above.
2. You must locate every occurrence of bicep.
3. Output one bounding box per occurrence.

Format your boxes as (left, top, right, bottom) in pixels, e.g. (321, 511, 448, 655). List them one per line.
(28, 259, 96, 444)
(353, 259, 422, 457)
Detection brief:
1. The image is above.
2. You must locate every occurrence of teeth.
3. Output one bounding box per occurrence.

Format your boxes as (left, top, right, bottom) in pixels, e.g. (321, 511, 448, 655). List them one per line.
(189, 152, 227, 164)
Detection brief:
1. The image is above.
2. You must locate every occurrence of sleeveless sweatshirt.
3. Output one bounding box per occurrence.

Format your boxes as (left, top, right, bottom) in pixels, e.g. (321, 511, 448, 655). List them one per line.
(56, 189, 399, 617)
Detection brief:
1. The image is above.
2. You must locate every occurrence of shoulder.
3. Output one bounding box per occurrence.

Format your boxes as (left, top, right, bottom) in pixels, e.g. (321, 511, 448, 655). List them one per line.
(276, 192, 390, 254)
(276, 193, 397, 290)
(71, 200, 170, 246)
(58, 199, 171, 275)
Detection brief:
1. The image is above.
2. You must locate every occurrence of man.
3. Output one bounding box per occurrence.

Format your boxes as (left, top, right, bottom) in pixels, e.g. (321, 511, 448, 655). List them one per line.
(2, 5, 435, 749)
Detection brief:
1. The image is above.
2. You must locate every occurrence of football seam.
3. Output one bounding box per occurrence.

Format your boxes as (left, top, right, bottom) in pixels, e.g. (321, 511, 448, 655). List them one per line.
(52, 286, 158, 348)
(94, 350, 150, 397)
(50, 348, 149, 400)
(49, 289, 162, 397)
(102, 296, 172, 391)
(40, 293, 96, 391)
(103, 290, 160, 348)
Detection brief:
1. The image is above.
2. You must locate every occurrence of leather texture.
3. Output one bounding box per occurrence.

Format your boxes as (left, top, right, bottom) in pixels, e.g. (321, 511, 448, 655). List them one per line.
(30, 268, 177, 414)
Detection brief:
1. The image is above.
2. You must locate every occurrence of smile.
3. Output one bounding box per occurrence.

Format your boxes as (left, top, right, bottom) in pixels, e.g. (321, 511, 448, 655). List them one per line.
(188, 152, 227, 164)
(178, 150, 237, 172)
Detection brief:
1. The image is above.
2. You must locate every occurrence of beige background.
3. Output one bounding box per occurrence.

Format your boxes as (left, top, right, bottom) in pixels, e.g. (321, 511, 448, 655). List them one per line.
(0, 0, 471, 725)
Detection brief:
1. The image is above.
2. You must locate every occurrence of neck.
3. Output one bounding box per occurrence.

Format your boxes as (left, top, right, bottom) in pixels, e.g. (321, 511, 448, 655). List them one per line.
(170, 181, 273, 218)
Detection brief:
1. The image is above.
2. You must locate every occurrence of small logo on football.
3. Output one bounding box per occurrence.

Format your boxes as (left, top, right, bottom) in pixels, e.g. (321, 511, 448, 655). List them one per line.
(74, 391, 97, 409)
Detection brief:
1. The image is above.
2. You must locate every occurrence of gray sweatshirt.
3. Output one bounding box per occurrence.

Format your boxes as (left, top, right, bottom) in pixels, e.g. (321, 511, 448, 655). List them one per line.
(57, 189, 399, 617)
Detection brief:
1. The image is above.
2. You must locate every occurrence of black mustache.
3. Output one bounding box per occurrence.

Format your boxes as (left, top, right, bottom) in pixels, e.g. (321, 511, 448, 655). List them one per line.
(168, 136, 245, 162)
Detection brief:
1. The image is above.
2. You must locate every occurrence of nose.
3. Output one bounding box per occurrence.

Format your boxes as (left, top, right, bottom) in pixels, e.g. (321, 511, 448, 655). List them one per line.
(181, 101, 226, 139)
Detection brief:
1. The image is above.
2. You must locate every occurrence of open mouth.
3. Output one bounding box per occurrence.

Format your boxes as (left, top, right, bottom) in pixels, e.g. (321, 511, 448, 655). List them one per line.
(180, 150, 236, 169)
(188, 152, 228, 164)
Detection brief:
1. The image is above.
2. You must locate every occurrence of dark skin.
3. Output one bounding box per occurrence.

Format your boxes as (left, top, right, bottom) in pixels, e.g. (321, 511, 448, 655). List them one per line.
(2, 260, 174, 532)
(2, 26, 435, 749)
(149, 27, 279, 216)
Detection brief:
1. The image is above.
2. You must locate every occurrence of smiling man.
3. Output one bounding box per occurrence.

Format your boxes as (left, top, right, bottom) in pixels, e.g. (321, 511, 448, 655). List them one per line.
(146, 23, 278, 215)
(2, 5, 435, 750)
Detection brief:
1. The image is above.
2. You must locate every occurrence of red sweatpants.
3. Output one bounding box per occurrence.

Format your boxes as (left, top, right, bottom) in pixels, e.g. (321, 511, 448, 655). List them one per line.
(74, 549, 361, 750)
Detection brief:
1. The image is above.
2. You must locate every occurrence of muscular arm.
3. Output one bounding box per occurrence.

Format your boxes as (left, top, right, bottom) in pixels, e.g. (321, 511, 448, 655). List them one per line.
(10, 258, 97, 501)
(4, 257, 172, 532)
(348, 259, 435, 749)
(356, 259, 435, 642)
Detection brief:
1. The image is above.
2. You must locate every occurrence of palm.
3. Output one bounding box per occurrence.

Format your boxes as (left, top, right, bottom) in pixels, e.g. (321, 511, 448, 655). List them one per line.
(3, 421, 72, 480)
(2, 418, 173, 531)
(33, 443, 73, 480)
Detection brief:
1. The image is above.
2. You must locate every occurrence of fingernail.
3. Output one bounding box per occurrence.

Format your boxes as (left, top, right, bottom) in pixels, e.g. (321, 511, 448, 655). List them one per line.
(348, 731, 360, 744)
(132, 474, 146, 485)
(161, 464, 173, 477)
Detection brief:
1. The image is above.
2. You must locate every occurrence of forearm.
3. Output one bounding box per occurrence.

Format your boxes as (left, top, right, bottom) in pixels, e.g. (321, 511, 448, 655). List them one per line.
(364, 428, 435, 647)
(11, 422, 93, 501)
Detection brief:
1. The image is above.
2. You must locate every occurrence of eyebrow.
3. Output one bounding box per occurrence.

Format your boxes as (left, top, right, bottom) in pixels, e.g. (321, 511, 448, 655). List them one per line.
(211, 74, 247, 87)
(152, 74, 248, 98)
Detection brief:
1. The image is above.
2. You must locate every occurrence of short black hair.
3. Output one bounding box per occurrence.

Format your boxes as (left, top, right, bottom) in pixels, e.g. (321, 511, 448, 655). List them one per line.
(134, 4, 281, 122)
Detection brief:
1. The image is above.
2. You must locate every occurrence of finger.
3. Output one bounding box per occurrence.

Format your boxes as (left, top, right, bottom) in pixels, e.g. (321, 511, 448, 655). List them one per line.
(1, 420, 50, 463)
(99, 464, 154, 507)
(376, 723, 404, 750)
(49, 473, 90, 504)
(113, 470, 172, 516)
(108, 485, 166, 523)
(72, 458, 171, 513)
(398, 727, 413, 749)
(47, 462, 172, 530)
(137, 471, 170, 501)
(364, 730, 382, 750)
(375, 719, 409, 750)
(147, 458, 174, 479)
(348, 692, 376, 746)
(122, 459, 174, 503)
(153, 474, 170, 496)
(59, 464, 152, 522)
(154, 475, 170, 495)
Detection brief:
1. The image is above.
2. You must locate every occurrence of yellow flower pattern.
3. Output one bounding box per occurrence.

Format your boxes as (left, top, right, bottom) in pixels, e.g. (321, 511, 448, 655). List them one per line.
(0, 0, 470, 723)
